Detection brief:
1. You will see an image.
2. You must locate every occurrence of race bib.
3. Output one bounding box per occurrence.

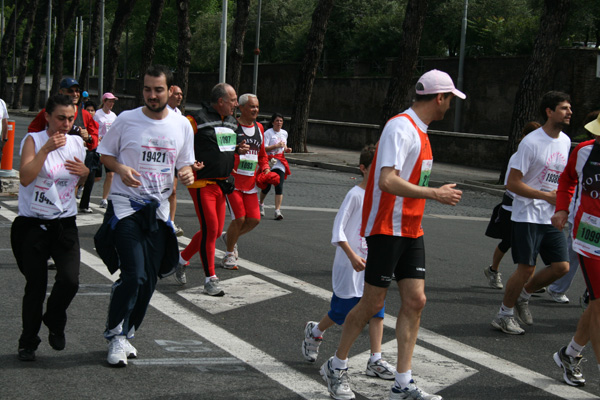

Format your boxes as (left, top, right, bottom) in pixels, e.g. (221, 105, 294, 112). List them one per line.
(139, 137, 176, 174)
(540, 168, 561, 192)
(237, 154, 258, 176)
(30, 177, 64, 217)
(215, 127, 236, 152)
(573, 212, 600, 257)
(419, 159, 432, 187)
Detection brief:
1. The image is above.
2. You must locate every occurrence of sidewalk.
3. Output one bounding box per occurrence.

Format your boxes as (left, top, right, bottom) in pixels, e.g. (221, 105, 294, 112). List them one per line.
(287, 144, 504, 196)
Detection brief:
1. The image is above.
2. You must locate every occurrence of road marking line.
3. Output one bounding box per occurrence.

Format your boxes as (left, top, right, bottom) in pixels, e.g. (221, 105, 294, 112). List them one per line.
(131, 357, 242, 366)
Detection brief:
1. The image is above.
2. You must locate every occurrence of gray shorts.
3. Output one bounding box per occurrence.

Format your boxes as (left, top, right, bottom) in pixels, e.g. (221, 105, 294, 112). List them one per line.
(511, 222, 568, 266)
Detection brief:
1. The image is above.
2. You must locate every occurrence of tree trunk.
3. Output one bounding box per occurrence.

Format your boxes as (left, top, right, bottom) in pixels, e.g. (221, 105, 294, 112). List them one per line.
(78, 0, 102, 94)
(50, 0, 80, 96)
(13, 0, 40, 110)
(288, 0, 336, 153)
(380, 0, 428, 127)
(175, 0, 191, 114)
(104, 0, 138, 94)
(135, 0, 166, 106)
(226, 0, 251, 93)
(29, 1, 49, 111)
(500, 0, 571, 182)
(0, 2, 28, 101)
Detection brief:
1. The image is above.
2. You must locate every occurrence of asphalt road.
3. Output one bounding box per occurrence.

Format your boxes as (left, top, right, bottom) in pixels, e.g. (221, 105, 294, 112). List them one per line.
(0, 115, 596, 399)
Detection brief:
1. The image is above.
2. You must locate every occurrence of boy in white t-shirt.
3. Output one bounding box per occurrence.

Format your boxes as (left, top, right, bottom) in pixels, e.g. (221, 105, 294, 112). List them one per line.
(302, 145, 395, 380)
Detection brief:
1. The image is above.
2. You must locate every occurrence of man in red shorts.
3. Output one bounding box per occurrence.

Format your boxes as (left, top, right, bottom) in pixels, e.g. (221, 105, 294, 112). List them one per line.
(319, 69, 464, 400)
(175, 83, 248, 295)
(220, 93, 269, 269)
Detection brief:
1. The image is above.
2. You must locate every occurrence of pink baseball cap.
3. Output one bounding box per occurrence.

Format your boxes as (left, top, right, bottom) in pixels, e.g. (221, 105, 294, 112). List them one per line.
(415, 69, 466, 99)
(102, 92, 118, 101)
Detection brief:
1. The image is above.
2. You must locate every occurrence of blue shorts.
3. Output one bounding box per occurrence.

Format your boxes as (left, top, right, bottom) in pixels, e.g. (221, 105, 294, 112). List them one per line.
(511, 222, 568, 266)
(327, 293, 385, 325)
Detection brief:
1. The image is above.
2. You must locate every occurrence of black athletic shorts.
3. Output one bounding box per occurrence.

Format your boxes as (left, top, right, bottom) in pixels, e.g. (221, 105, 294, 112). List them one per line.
(511, 222, 568, 266)
(364, 234, 426, 288)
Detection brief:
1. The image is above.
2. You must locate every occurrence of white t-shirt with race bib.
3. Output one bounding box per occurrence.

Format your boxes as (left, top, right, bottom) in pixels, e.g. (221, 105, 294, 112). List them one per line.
(18, 131, 86, 219)
(510, 127, 571, 224)
(97, 107, 195, 222)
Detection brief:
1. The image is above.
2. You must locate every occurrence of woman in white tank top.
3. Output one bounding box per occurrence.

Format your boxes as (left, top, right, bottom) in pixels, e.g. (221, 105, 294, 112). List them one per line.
(11, 94, 89, 361)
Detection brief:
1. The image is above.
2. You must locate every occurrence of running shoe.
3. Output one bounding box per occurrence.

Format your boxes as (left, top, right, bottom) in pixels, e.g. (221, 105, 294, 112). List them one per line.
(18, 348, 36, 361)
(124, 338, 138, 359)
(220, 232, 238, 258)
(173, 223, 184, 237)
(491, 315, 524, 335)
(76, 186, 83, 199)
(99, 199, 108, 208)
(547, 288, 569, 303)
(221, 253, 239, 270)
(483, 266, 503, 289)
(48, 331, 66, 351)
(107, 336, 128, 367)
(515, 299, 533, 325)
(390, 379, 442, 400)
(274, 209, 283, 220)
(259, 203, 265, 216)
(366, 358, 395, 380)
(302, 321, 322, 362)
(79, 208, 93, 214)
(174, 260, 189, 285)
(204, 277, 225, 296)
(553, 346, 585, 386)
(320, 357, 355, 400)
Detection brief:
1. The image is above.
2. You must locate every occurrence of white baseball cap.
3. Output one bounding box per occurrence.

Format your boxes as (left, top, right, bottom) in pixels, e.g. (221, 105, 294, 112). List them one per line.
(585, 113, 600, 136)
(415, 69, 466, 99)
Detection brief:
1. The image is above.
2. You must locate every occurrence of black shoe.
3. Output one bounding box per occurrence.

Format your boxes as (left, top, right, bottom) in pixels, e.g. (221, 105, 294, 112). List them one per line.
(18, 348, 36, 361)
(48, 331, 66, 351)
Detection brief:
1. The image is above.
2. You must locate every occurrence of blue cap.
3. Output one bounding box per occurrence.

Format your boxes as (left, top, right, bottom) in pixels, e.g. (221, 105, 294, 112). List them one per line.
(82, 91, 89, 98)
(60, 77, 79, 89)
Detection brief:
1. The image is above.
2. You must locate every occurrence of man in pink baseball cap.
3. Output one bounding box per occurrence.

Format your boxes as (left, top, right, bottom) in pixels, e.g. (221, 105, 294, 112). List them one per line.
(320, 69, 465, 400)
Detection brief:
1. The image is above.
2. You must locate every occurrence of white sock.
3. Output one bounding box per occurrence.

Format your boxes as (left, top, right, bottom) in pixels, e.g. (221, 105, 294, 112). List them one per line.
(369, 352, 381, 363)
(178, 253, 187, 265)
(312, 325, 324, 338)
(566, 337, 585, 357)
(395, 370, 412, 388)
(332, 354, 348, 370)
(499, 303, 514, 317)
(519, 288, 532, 301)
(205, 275, 217, 284)
(226, 251, 235, 257)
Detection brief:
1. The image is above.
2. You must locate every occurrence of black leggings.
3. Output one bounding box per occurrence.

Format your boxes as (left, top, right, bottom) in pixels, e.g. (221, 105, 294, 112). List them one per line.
(261, 169, 285, 195)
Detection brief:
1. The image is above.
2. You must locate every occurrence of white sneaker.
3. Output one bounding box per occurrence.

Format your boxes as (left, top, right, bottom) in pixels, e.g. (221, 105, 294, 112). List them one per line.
(320, 357, 355, 399)
(79, 208, 93, 214)
(174, 260, 189, 285)
(173, 223, 184, 237)
(259, 203, 265, 216)
(76, 186, 83, 199)
(483, 266, 503, 289)
(390, 379, 442, 400)
(204, 277, 225, 296)
(274, 209, 283, 220)
(107, 336, 128, 367)
(124, 338, 137, 359)
(548, 288, 569, 303)
(221, 253, 239, 270)
(366, 358, 395, 380)
(491, 315, 525, 335)
(302, 321, 322, 362)
(99, 199, 108, 209)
